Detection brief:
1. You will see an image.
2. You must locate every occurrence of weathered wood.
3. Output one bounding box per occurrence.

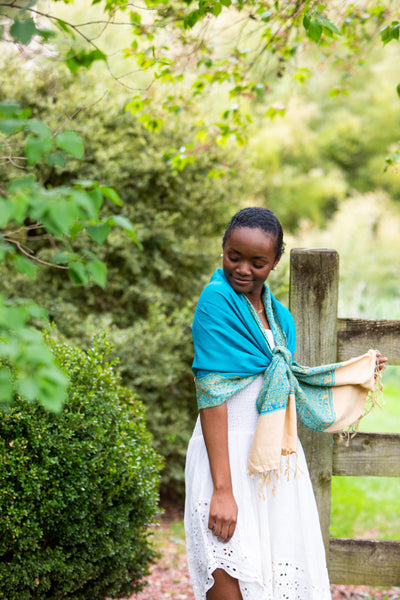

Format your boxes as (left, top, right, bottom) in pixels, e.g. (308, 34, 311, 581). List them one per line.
(289, 248, 339, 557)
(337, 318, 400, 365)
(333, 432, 400, 477)
(289, 248, 400, 587)
(329, 538, 400, 586)
(289, 248, 339, 366)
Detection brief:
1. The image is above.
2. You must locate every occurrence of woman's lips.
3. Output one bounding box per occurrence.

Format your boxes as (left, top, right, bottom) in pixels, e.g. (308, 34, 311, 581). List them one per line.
(232, 276, 252, 285)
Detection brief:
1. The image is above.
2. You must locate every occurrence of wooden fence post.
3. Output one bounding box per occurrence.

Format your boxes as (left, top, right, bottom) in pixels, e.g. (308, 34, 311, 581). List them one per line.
(289, 248, 339, 558)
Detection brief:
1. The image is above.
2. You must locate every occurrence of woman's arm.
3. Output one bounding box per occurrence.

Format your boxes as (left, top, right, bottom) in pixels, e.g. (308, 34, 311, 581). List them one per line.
(200, 404, 238, 543)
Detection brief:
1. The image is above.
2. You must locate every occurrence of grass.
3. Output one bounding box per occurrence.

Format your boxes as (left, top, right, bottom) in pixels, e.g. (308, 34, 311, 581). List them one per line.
(330, 367, 400, 540)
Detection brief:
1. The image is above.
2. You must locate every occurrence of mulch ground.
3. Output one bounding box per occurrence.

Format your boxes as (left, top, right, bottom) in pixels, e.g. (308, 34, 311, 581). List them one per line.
(129, 506, 399, 600)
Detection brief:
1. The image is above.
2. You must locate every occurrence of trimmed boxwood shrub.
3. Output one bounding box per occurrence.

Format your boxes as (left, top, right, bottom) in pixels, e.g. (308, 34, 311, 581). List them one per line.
(0, 334, 162, 600)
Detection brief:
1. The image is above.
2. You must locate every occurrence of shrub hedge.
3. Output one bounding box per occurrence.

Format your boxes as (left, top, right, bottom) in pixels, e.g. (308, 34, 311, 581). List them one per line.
(0, 334, 162, 599)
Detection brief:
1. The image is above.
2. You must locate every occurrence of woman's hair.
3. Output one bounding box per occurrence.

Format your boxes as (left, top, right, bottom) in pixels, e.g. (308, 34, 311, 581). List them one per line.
(222, 207, 285, 259)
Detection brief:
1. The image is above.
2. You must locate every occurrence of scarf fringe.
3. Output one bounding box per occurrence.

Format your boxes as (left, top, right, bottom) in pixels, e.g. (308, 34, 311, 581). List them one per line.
(339, 357, 384, 446)
(250, 452, 302, 499)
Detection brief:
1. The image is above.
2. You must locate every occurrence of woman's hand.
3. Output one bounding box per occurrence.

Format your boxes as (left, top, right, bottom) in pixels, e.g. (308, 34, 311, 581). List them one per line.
(200, 404, 238, 544)
(208, 488, 238, 543)
(376, 351, 388, 373)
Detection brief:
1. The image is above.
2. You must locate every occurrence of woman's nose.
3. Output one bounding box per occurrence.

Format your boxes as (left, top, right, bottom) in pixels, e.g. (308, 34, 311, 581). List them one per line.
(236, 261, 251, 275)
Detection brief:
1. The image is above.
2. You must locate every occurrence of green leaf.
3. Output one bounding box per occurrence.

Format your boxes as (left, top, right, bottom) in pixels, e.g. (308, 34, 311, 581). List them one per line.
(48, 200, 79, 235)
(7, 174, 36, 192)
(0, 118, 26, 135)
(51, 251, 75, 265)
(25, 302, 48, 322)
(0, 367, 13, 404)
(99, 186, 123, 206)
(0, 197, 15, 228)
(36, 28, 56, 42)
(10, 18, 37, 45)
(38, 370, 68, 413)
(184, 10, 200, 29)
(65, 49, 107, 73)
(303, 13, 311, 30)
(0, 102, 22, 118)
(315, 12, 340, 35)
(46, 151, 66, 167)
(86, 223, 111, 244)
(25, 134, 53, 165)
(14, 255, 38, 280)
(87, 188, 103, 213)
(397, 83, 400, 98)
(87, 260, 107, 289)
(69, 262, 89, 286)
(380, 25, 392, 45)
(307, 19, 323, 42)
(16, 376, 40, 402)
(392, 22, 400, 41)
(111, 215, 141, 246)
(70, 222, 84, 241)
(212, 2, 222, 17)
(18, 0, 38, 14)
(26, 119, 51, 138)
(55, 130, 85, 159)
(111, 214, 135, 232)
(56, 19, 72, 34)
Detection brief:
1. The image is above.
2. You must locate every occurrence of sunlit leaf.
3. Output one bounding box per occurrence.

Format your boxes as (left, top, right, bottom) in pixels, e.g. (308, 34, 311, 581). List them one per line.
(25, 134, 53, 165)
(87, 259, 107, 289)
(55, 130, 85, 159)
(14, 255, 38, 280)
(100, 186, 123, 206)
(87, 223, 111, 244)
(69, 261, 89, 286)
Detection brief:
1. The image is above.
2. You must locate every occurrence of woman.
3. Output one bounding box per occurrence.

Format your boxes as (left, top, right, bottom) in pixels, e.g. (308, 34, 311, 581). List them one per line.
(184, 207, 386, 600)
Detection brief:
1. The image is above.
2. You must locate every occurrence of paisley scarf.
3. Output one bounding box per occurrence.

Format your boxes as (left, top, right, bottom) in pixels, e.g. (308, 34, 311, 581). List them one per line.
(192, 268, 379, 476)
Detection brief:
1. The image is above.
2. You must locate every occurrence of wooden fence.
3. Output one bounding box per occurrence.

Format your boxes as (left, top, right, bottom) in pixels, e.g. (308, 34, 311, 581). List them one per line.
(289, 248, 400, 587)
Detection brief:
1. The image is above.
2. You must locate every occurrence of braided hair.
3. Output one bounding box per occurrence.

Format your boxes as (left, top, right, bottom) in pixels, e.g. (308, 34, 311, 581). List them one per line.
(222, 207, 285, 259)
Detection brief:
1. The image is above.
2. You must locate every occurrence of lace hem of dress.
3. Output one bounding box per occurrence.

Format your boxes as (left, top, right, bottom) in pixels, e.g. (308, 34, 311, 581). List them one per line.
(191, 556, 330, 600)
(186, 500, 331, 600)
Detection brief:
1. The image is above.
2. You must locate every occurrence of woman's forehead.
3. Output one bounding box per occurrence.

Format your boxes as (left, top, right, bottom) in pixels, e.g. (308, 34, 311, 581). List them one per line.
(224, 227, 277, 255)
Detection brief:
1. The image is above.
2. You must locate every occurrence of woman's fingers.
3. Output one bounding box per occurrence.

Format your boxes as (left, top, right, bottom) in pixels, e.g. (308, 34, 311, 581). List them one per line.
(208, 491, 238, 543)
(209, 515, 236, 543)
(376, 351, 388, 371)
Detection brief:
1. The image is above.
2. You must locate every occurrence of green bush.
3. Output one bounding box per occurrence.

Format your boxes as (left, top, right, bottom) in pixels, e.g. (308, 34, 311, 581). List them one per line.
(0, 334, 162, 600)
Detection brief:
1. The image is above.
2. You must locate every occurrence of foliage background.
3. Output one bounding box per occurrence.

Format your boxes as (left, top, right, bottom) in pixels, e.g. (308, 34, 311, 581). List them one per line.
(1, 0, 399, 502)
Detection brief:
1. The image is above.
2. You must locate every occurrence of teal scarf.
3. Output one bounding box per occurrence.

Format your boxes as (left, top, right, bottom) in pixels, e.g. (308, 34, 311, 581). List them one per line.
(192, 269, 377, 474)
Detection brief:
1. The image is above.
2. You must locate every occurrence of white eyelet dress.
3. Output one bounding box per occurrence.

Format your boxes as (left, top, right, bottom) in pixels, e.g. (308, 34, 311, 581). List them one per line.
(184, 330, 331, 600)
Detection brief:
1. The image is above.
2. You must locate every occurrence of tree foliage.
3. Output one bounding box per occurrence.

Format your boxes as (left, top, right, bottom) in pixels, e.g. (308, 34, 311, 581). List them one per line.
(0, 64, 238, 496)
(1, 0, 399, 410)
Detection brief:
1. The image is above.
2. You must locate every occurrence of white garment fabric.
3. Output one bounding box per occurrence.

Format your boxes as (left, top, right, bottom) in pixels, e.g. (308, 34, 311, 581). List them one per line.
(184, 367, 332, 600)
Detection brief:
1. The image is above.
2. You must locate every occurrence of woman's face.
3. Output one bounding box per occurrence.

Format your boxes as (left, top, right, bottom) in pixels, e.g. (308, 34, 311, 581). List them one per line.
(222, 227, 280, 300)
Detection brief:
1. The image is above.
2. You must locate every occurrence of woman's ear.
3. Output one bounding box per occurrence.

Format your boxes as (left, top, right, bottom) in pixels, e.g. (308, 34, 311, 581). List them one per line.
(273, 255, 282, 270)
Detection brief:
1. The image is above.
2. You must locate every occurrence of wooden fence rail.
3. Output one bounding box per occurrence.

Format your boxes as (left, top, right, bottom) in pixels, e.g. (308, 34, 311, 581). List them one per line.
(289, 248, 400, 587)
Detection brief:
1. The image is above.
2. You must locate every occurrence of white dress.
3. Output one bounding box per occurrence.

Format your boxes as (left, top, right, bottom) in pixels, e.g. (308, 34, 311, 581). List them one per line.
(184, 332, 331, 600)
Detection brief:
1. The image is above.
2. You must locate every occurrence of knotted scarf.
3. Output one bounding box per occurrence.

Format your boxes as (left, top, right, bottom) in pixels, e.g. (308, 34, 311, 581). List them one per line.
(192, 269, 379, 477)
